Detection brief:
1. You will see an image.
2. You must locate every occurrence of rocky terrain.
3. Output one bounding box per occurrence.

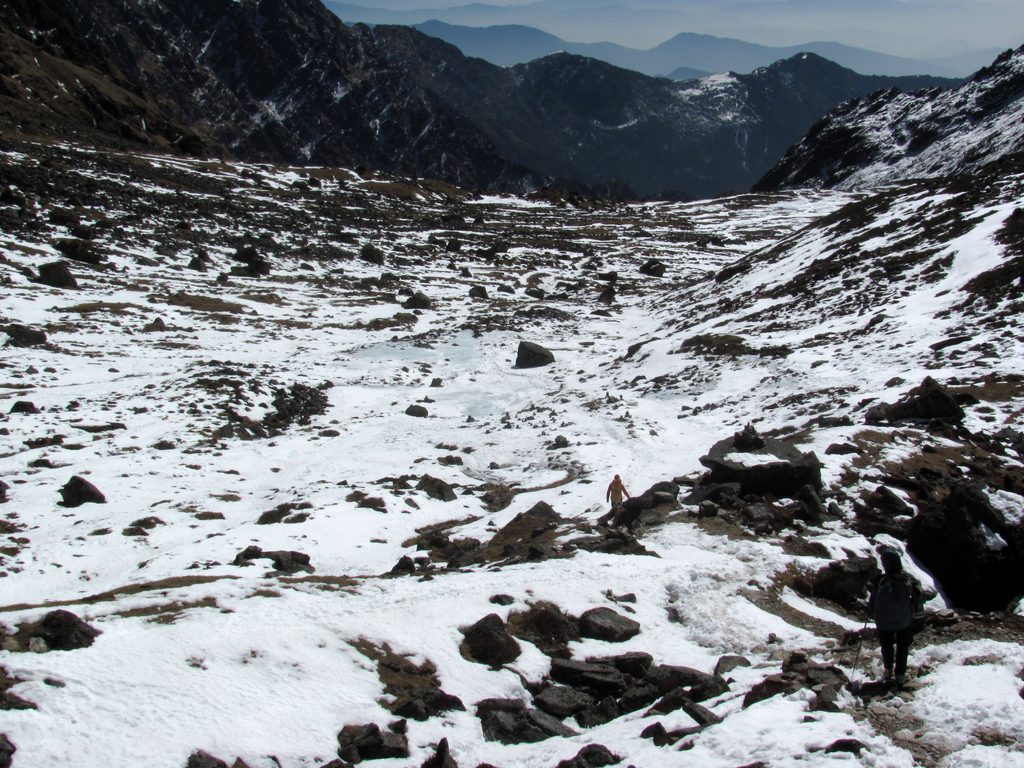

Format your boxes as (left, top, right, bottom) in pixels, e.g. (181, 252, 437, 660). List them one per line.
(0, 0, 957, 200)
(1, 129, 1023, 768)
(756, 44, 1024, 192)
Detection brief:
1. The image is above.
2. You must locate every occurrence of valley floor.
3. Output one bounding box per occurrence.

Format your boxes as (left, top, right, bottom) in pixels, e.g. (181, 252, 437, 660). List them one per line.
(1, 140, 1023, 767)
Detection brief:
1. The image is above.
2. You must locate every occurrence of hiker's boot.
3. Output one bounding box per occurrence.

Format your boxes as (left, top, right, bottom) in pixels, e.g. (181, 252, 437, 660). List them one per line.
(882, 668, 894, 685)
(894, 673, 906, 689)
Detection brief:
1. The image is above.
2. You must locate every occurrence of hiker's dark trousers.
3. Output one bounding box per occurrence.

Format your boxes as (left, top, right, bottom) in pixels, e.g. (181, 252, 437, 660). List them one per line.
(878, 627, 914, 675)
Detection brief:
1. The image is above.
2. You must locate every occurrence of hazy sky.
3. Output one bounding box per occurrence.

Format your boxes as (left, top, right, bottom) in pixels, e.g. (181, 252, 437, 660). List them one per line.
(335, 0, 1024, 57)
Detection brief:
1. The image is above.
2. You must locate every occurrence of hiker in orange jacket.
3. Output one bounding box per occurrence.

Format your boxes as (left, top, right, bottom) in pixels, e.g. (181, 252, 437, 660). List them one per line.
(606, 474, 630, 507)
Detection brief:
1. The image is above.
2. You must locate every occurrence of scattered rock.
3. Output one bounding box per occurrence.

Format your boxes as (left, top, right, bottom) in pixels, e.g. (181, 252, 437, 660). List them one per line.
(337, 722, 409, 763)
(460, 614, 521, 667)
(185, 752, 229, 768)
(578, 607, 640, 642)
(507, 601, 580, 656)
(476, 699, 576, 744)
(639, 259, 666, 277)
(550, 659, 627, 696)
(4, 324, 48, 348)
(417, 475, 456, 502)
(697, 425, 822, 497)
(142, 317, 168, 332)
(469, 285, 488, 300)
(9, 401, 39, 415)
(791, 556, 878, 612)
(420, 738, 458, 768)
(360, 243, 385, 265)
(406, 405, 429, 418)
(402, 292, 433, 310)
(58, 475, 107, 507)
(554, 744, 621, 768)
(32, 610, 101, 651)
(232, 244, 271, 277)
(533, 685, 595, 718)
(865, 376, 966, 424)
(232, 546, 314, 575)
(36, 261, 79, 289)
(515, 341, 555, 369)
(55, 237, 103, 264)
(0, 734, 13, 768)
(0, 481, 7, 503)
(908, 482, 1024, 611)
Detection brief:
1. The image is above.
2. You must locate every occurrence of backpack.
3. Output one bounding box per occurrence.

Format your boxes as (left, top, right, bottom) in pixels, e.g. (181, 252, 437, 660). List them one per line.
(872, 573, 920, 631)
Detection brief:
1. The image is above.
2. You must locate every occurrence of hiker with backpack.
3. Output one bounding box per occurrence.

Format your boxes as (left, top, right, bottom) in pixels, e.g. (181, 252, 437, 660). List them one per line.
(867, 547, 924, 688)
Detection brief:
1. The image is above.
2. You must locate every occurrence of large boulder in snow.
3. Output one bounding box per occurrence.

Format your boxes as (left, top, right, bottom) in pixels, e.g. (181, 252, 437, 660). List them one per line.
(460, 614, 521, 667)
(698, 425, 822, 497)
(578, 607, 641, 643)
(790, 556, 879, 612)
(908, 482, 1024, 611)
(865, 376, 966, 424)
(36, 260, 79, 289)
(476, 698, 576, 744)
(337, 722, 409, 763)
(32, 610, 101, 651)
(514, 341, 554, 369)
(58, 476, 107, 507)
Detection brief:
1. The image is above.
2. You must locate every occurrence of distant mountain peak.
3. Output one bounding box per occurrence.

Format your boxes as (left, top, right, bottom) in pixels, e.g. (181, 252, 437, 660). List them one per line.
(756, 43, 1024, 192)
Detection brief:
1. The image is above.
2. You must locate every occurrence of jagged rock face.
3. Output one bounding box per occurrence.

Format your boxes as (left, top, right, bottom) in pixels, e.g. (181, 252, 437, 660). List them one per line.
(756, 44, 1024, 191)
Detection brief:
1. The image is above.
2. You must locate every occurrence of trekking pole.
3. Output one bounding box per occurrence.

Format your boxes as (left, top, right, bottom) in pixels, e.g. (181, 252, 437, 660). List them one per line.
(849, 618, 869, 693)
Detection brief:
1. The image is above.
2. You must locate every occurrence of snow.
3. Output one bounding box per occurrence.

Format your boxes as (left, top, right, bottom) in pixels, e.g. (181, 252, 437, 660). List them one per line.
(0, 143, 1022, 767)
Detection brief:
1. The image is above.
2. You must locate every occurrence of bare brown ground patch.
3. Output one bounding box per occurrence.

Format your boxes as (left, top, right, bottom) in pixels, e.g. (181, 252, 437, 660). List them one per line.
(0, 574, 238, 613)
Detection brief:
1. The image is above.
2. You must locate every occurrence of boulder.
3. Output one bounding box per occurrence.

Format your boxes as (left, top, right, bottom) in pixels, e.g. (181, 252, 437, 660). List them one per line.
(417, 475, 456, 502)
(587, 651, 653, 677)
(791, 556, 878, 612)
(533, 685, 595, 718)
(405, 405, 429, 418)
(337, 723, 409, 763)
(55, 237, 103, 264)
(233, 546, 314, 575)
(606, 481, 680, 529)
(185, 752, 229, 768)
(0, 734, 13, 768)
(231, 245, 271, 277)
(460, 614, 521, 667)
(476, 699, 576, 744)
(908, 482, 1024, 611)
(469, 285, 488, 300)
(575, 696, 621, 727)
(4, 324, 47, 348)
(865, 377, 966, 424)
(514, 341, 555, 369)
(58, 476, 106, 507)
(402, 292, 433, 310)
(639, 259, 666, 277)
(9, 401, 38, 415)
(507, 602, 580, 656)
(554, 744, 621, 768)
(360, 243, 385, 265)
(0, 480, 8, 503)
(645, 664, 728, 701)
(698, 425, 822, 497)
(420, 738, 458, 768)
(32, 609, 100, 651)
(549, 659, 627, 696)
(36, 261, 79, 289)
(578, 607, 640, 642)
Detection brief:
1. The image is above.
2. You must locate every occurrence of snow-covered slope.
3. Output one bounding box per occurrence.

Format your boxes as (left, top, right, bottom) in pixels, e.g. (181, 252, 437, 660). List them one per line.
(1, 140, 1023, 768)
(757, 44, 1024, 191)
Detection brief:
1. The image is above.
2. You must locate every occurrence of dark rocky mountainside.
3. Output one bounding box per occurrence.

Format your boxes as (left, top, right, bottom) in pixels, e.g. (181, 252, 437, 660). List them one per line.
(0, 0, 957, 198)
(756, 44, 1024, 191)
(0, 0, 536, 191)
(373, 28, 957, 197)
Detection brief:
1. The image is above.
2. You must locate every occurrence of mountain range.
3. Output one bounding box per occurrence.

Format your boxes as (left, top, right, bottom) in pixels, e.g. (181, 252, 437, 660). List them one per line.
(757, 44, 1024, 191)
(328, 2, 1010, 77)
(404, 20, 991, 80)
(0, 0, 960, 200)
